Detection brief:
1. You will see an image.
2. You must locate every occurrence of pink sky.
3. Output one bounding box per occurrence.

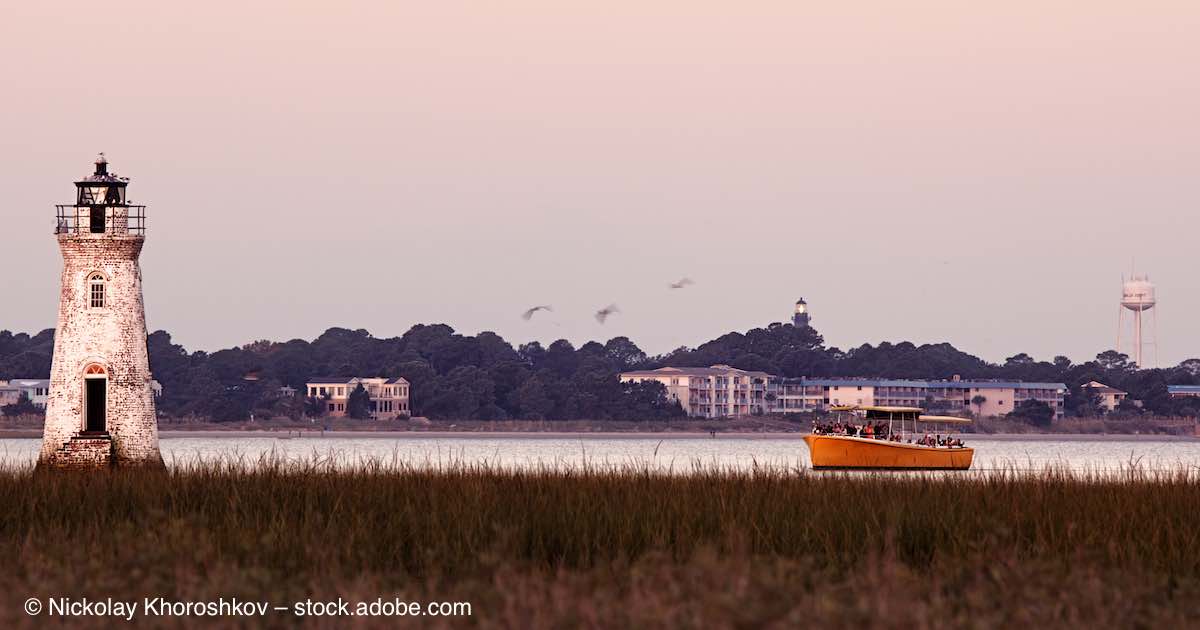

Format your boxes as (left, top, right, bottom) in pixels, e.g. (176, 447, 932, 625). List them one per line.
(2, 1, 1198, 364)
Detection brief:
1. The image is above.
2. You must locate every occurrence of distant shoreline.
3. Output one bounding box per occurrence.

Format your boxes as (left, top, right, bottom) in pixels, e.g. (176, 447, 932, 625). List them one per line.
(0, 429, 1194, 442)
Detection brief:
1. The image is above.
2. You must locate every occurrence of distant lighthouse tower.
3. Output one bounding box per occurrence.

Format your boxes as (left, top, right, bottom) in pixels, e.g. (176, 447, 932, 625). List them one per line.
(40, 155, 161, 468)
(793, 298, 811, 328)
(1117, 273, 1157, 369)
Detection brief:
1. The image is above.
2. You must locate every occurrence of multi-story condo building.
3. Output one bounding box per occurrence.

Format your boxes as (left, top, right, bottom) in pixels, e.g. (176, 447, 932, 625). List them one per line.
(1167, 385, 1200, 399)
(622, 367, 1067, 419)
(619, 365, 772, 418)
(305, 377, 411, 419)
(773, 376, 1067, 419)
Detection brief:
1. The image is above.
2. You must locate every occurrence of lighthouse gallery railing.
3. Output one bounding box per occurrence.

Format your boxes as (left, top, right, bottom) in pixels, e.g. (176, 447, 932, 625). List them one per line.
(55, 205, 147, 236)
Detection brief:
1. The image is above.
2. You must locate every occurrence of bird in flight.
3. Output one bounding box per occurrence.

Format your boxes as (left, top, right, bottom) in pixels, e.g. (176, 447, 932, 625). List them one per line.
(521, 305, 553, 321)
(595, 304, 620, 324)
(669, 277, 695, 289)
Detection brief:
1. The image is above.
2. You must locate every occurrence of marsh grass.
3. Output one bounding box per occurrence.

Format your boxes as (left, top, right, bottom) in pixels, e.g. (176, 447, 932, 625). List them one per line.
(3, 459, 1200, 628)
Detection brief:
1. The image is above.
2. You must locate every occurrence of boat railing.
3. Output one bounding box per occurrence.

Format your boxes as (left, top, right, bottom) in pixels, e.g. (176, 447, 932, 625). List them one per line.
(810, 429, 968, 448)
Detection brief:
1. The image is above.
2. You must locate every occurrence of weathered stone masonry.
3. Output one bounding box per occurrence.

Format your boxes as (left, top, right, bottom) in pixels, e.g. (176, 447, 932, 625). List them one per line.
(39, 157, 162, 469)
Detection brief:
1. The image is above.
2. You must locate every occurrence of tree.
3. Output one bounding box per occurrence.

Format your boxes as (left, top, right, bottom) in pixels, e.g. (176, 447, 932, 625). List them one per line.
(971, 395, 987, 417)
(603, 337, 647, 370)
(1178, 359, 1200, 377)
(1096, 350, 1134, 372)
(1066, 386, 1101, 418)
(1, 392, 40, 417)
(305, 394, 329, 418)
(1005, 353, 1035, 367)
(515, 375, 554, 420)
(1009, 399, 1054, 427)
(346, 384, 372, 419)
(1114, 398, 1143, 416)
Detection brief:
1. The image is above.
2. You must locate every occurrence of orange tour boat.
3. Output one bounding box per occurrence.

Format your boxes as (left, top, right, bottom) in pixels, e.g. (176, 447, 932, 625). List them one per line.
(803, 406, 974, 470)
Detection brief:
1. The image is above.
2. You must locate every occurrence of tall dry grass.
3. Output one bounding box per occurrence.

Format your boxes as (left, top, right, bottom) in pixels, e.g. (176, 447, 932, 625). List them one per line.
(2, 461, 1200, 628)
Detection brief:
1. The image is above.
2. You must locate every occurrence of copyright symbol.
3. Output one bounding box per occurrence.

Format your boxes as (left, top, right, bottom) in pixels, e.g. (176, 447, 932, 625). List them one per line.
(24, 598, 42, 616)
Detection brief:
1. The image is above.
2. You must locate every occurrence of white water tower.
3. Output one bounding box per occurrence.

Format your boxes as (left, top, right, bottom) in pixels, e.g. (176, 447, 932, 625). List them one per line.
(1117, 274, 1157, 368)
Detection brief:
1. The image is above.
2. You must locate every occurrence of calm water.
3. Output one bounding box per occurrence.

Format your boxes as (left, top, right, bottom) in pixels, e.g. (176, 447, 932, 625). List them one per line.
(2, 434, 1199, 473)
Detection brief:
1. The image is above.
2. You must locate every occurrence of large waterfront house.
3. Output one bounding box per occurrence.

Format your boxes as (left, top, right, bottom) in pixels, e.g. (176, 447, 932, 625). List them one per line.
(305, 377, 411, 419)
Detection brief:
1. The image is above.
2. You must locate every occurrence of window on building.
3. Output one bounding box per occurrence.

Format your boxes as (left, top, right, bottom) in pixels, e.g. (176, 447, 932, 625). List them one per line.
(328, 403, 335, 412)
(89, 273, 106, 308)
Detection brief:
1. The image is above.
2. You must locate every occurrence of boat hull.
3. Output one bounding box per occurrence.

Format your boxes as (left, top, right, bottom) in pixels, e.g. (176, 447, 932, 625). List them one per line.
(803, 435, 974, 470)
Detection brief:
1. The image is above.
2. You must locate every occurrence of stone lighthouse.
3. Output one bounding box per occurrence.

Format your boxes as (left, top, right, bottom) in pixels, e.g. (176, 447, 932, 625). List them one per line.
(40, 155, 162, 469)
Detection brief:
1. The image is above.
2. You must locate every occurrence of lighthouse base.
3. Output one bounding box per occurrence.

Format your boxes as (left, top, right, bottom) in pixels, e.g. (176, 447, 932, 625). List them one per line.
(41, 434, 114, 470)
(38, 434, 165, 471)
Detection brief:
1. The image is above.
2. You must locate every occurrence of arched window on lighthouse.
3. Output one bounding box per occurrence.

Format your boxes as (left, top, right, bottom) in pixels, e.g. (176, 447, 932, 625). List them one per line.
(88, 273, 106, 308)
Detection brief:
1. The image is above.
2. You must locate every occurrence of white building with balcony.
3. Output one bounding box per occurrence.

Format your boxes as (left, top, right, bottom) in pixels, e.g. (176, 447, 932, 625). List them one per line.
(773, 377, 1067, 419)
(619, 365, 772, 418)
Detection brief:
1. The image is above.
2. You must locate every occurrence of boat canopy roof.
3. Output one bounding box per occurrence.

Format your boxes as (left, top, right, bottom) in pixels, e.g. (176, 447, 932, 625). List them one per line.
(917, 415, 973, 424)
(831, 406, 973, 424)
(830, 405, 923, 413)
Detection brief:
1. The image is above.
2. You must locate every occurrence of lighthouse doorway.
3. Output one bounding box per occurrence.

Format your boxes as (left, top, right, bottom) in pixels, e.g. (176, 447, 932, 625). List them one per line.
(83, 365, 108, 433)
(89, 208, 106, 234)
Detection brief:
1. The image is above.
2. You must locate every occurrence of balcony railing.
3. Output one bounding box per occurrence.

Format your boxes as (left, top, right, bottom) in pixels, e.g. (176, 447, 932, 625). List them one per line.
(55, 205, 146, 236)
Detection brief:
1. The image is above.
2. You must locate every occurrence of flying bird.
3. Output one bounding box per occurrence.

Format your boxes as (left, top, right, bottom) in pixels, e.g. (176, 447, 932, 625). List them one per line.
(521, 305, 553, 321)
(595, 304, 620, 324)
(669, 277, 695, 289)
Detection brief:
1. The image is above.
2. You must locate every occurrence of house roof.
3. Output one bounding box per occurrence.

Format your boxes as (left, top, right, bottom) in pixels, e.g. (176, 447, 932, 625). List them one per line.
(621, 365, 772, 379)
(1168, 385, 1200, 394)
(800, 378, 1065, 391)
(307, 376, 410, 386)
(1083, 381, 1127, 395)
(626, 369, 1066, 391)
(6, 379, 50, 388)
(306, 377, 356, 384)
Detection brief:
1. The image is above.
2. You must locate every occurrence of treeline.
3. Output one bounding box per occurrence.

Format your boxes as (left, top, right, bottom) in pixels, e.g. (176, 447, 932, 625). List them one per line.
(0, 326, 684, 422)
(3, 322, 1200, 421)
